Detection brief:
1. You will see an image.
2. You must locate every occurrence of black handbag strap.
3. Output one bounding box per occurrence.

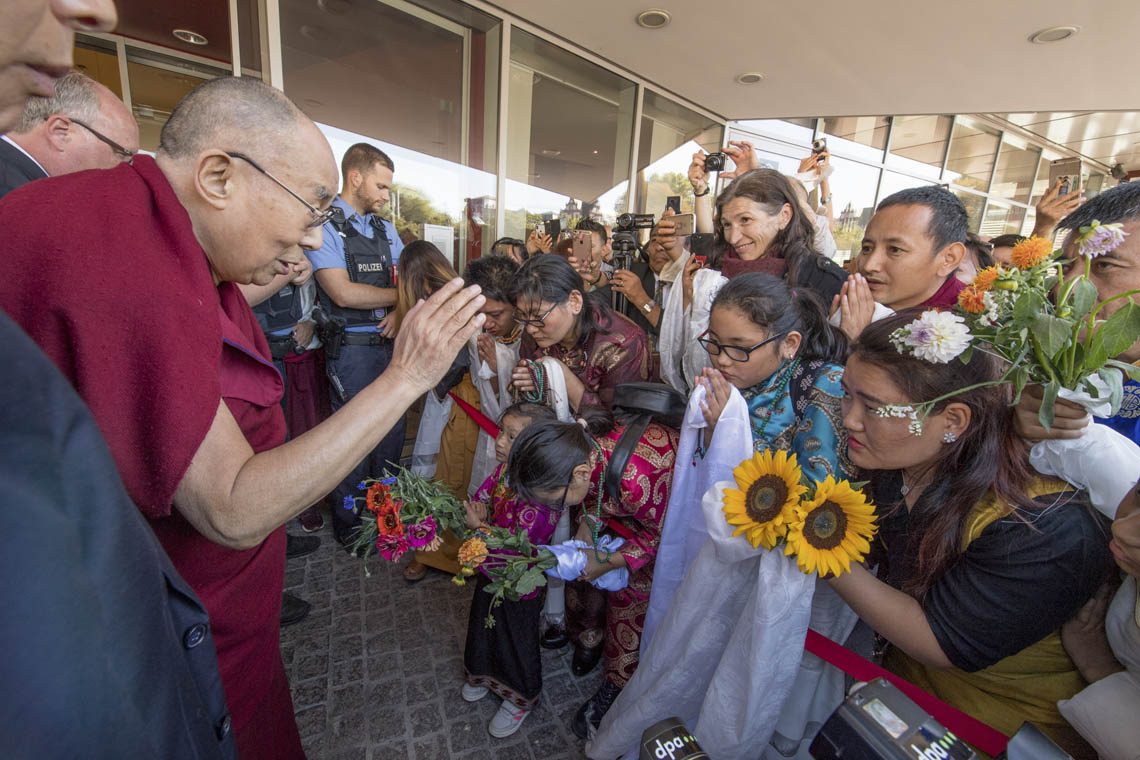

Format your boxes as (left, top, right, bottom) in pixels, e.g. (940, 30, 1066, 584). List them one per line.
(605, 413, 652, 504)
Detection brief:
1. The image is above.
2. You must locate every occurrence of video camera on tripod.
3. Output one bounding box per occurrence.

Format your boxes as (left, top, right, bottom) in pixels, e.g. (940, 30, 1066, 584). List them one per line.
(608, 212, 655, 312)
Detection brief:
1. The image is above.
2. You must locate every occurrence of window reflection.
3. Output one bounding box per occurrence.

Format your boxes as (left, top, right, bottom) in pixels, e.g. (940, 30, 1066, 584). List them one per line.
(824, 156, 881, 263)
(636, 91, 723, 215)
(503, 28, 636, 238)
(951, 188, 985, 233)
(281, 0, 501, 268)
(981, 201, 1027, 237)
(991, 137, 1041, 204)
(886, 115, 951, 179)
(821, 116, 888, 163)
(945, 117, 1000, 192)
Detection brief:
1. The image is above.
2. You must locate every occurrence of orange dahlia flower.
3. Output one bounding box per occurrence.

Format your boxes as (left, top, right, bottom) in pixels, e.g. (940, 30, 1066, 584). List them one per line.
(957, 286, 987, 314)
(1010, 236, 1052, 269)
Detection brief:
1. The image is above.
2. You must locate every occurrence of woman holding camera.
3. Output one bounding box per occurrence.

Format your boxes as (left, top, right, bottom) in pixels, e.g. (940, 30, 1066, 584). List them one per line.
(835, 312, 1112, 757)
(509, 254, 653, 413)
(659, 167, 846, 391)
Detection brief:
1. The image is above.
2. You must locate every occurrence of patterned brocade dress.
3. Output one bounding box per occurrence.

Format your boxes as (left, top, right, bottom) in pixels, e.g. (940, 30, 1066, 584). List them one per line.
(520, 304, 654, 410)
(567, 422, 679, 688)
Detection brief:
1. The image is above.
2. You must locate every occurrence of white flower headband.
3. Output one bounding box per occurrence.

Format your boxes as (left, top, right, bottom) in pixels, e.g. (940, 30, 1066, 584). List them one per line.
(875, 310, 974, 436)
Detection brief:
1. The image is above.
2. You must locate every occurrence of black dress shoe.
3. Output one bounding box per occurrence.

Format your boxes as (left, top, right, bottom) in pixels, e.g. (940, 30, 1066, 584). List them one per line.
(540, 625, 569, 650)
(285, 533, 320, 559)
(571, 643, 603, 677)
(279, 592, 311, 627)
(570, 680, 623, 739)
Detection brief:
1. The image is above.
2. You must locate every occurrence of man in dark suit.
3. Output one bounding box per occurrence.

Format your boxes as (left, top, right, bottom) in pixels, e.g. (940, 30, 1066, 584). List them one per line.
(0, 70, 137, 198)
(601, 236, 675, 339)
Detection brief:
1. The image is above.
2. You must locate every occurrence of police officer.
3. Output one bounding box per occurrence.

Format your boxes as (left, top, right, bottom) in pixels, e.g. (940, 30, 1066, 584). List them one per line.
(307, 142, 406, 546)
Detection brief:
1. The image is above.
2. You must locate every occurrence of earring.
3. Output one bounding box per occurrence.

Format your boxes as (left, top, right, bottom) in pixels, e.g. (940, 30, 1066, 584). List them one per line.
(942, 431, 958, 444)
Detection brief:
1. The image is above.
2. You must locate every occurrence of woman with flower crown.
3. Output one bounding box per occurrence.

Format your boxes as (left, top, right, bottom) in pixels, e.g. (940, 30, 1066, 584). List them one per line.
(835, 310, 1112, 758)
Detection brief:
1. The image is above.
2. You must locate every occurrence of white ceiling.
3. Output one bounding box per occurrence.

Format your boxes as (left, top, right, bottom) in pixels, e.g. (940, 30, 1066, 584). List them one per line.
(491, 0, 1140, 168)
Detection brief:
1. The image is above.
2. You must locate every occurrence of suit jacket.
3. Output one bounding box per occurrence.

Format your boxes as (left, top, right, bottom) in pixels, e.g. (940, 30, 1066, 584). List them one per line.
(0, 137, 48, 199)
(599, 260, 660, 337)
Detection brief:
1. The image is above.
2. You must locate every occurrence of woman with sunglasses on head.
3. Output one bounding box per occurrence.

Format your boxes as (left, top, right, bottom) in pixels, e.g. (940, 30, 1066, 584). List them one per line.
(506, 407, 678, 739)
(509, 254, 653, 413)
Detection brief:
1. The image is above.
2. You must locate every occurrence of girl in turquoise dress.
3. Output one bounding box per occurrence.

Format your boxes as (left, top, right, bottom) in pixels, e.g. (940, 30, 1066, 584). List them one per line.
(697, 272, 853, 481)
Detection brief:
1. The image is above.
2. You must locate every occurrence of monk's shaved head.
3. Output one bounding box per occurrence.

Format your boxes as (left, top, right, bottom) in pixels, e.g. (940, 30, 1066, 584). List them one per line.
(158, 76, 303, 159)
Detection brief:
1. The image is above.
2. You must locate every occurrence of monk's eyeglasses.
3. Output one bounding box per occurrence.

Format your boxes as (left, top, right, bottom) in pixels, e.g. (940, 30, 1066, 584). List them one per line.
(225, 151, 334, 229)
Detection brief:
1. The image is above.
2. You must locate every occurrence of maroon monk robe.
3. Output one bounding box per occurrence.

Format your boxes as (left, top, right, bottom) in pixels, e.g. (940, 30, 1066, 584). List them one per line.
(918, 274, 966, 310)
(0, 157, 303, 758)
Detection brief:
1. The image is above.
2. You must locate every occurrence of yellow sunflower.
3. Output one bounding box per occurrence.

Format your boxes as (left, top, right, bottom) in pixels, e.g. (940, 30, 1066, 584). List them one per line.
(785, 476, 877, 577)
(723, 449, 808, 549)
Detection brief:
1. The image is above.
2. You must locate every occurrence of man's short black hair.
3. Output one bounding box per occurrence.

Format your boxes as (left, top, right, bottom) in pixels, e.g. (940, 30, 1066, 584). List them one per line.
(876, 185, 969, 253)
(1059, 181, 1140, 231)
(575, 218, 608, 244)
(463, 255, 519, 303)
(341, 142, 394, 180)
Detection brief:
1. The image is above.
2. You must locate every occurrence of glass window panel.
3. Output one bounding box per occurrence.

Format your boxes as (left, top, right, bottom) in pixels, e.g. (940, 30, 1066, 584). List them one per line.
(73, 35, 123, 99)
(503, 29, 636, 236)
(980, 201, 1027, 238)
(126, 48, 227, 151)
(877, 171, 933, 202)
(821, 116, 888, 163)
(824, 156, 881, 264)
(237, 0, 263, 74)
(733, 118, 815, 145)
(951, 188, 985, 233)
(636, 91, 723, 215)
(991, 137, 1041, 203)
(945, 118, 1000, 192)
(281, 0, 501, 268)
(886, 115, 951, 180)
(1029, 153, 1057, 205)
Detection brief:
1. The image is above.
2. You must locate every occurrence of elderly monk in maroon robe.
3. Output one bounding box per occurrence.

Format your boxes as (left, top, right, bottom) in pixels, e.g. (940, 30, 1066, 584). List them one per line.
(0, 77, 486, 759)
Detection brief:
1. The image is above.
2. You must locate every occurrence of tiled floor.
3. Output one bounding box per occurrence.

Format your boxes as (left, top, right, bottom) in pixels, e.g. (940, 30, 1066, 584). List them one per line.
(280, 524, 603, 759)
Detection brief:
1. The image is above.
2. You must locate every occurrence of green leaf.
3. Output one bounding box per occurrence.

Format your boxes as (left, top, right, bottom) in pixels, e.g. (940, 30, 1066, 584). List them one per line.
(1097, 302, 1140, 360)
(1068, 279, 1099, 321)
(515, 566, 545, 596)
(1014, 291, 1045, 324)
(1037, 381, 1059, 431)
(1031, 314, 1074, 358)
(1107, 359, 1140, 381)
(1096, 367, 1124, 414)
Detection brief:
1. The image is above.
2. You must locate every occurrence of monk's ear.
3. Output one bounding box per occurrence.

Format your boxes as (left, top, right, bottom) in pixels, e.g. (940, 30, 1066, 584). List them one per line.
(194, 151, 237, 210)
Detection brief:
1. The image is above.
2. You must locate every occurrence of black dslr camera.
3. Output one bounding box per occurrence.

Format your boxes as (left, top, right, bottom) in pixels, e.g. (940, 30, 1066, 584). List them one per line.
(704, 152, 728, 172)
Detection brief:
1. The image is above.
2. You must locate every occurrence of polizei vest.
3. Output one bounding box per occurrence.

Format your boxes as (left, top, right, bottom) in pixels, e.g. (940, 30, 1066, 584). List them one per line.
(317, 207, 395, 328)
(253, 283, 302, 334)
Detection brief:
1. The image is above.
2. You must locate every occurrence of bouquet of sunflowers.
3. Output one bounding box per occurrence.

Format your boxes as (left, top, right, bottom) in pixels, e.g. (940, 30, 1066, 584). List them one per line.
(721, 449, 877, 577)
(343, 468, 467, 574)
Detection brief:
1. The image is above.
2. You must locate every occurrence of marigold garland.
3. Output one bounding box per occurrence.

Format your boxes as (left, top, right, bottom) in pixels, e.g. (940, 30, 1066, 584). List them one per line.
(722, 449, 808, 550)
(1010, 236, 1052, 269)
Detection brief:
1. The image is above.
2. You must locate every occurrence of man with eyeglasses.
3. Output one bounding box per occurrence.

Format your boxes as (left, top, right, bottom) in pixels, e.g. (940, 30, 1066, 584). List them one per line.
(0, 76, 486, 759)
(304, 141, 410, 548)
(0, 70, 137, 198)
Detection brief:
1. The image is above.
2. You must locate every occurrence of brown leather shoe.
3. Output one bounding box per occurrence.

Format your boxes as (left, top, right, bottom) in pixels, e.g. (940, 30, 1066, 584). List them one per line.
(403, 559, 428, 582)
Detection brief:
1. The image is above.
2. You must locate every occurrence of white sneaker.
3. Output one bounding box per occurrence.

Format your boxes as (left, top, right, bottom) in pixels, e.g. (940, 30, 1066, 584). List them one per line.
(488, 699, 530, 738)
(461, 683, 489, 702)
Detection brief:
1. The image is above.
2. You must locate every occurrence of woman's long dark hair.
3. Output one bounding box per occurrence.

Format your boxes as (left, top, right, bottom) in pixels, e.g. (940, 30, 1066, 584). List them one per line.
(506, 407, 616, 504)
(395, 240, 458, 326)
(711, 169, 821, 287)
(853, 312, 1039, 599)
(509, 254, 612, 348)
(712, 273, 847, 364)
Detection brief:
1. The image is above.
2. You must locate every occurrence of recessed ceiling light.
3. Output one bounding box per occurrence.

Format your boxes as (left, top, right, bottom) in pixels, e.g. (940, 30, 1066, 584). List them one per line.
(541, 149, 561, 158)
(636, 9, 671, 29)
(592, 150, 599, 155)
(735, 72, 765, 85)
(173, 29, 209, 45)
(1028, 25, 1080, 44)
(317, 0, 352, 15)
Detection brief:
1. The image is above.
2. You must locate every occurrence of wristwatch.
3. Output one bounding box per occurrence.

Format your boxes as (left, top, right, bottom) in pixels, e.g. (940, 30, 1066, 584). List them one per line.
(642, 300, 657, 314)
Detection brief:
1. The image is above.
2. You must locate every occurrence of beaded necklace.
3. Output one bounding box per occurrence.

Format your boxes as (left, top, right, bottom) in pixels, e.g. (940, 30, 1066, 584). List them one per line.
(745, 357, 800, 445)
(583, 437, 611, 562)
